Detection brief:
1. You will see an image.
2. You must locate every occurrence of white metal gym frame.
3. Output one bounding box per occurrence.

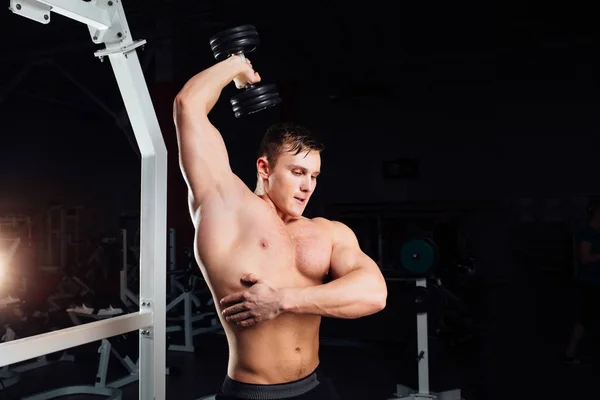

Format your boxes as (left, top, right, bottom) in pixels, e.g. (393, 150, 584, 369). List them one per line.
(1, 1, 167, 399)
(120, 228, 222, 353)
(388, 278, 462, 400)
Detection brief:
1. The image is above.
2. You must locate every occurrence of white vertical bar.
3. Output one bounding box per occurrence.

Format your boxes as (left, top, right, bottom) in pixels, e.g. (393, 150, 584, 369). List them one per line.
(169, 228, 176, 294)
(105, 45, 167, 400)
(96, 340, 111, 387)
(184, 293, 193, 349)
(416, 278, 429, 394)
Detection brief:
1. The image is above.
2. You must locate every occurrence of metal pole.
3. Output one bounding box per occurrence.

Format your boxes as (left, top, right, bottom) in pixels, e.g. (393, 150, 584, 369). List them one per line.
(169, 228, 176, 295)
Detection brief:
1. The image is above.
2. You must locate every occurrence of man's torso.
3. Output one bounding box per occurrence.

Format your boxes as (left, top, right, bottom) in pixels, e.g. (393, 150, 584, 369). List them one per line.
(193, 180, 333, 384)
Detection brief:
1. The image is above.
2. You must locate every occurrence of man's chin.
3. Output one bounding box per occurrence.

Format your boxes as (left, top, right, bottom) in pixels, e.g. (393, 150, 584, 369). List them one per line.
(286, 205, 305, 218)
(273, 200, 305, 218)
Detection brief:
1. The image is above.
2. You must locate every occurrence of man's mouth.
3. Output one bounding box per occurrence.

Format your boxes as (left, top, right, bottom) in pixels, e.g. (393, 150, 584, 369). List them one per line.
(294, 197, 306, 205)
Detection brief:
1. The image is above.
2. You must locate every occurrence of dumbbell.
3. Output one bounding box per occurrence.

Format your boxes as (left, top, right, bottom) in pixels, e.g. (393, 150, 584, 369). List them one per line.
(209, 25, 282, 118)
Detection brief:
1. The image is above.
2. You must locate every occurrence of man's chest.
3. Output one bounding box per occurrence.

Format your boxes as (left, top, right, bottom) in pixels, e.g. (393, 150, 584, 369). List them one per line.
(247, 218, 332, 284)
(288, 224, 332, 281)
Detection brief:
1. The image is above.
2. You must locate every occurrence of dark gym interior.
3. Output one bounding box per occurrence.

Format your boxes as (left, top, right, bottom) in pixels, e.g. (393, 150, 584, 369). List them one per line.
(1, 1, 599, 399)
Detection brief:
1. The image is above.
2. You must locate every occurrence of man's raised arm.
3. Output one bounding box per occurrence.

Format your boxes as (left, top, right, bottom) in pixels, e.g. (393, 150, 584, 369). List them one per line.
(173, 56, 260, 214)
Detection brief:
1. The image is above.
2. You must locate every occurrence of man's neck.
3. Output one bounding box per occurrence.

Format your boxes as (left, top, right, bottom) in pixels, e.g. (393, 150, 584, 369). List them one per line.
(256, 193, 300, 224)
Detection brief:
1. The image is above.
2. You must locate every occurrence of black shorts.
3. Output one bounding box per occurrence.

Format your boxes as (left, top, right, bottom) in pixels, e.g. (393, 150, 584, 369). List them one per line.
(577, 283, 600, 329)
(215, 366, 340, 400)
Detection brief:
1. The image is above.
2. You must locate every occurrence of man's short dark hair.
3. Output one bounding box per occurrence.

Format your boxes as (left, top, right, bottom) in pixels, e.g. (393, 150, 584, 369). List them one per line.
(258, 122, 325, 167)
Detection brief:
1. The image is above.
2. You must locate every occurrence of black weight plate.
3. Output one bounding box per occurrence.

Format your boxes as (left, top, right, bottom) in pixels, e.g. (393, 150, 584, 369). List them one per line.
(209, 25, 256, 46)
(230, 85, 280, 107)
(231, 84, 277, 102)
(231, 95, 281, 118)
(232, 96, 281, 118)
(231, 93, 280, 111)
(212, 36, 259, 60)
(210, 25, 259, 61)
(211, 30, 259, 49)
(230, 85, 281, 118)
(399, 238, 439, 276)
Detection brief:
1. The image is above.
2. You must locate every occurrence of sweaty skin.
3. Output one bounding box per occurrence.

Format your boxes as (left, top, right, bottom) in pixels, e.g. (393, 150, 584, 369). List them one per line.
(174, 55, 386, 385)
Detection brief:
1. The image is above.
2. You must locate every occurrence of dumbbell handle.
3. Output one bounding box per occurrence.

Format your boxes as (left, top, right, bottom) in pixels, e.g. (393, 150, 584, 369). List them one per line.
(232, 51, 254, 90)
(235, 51, 247, 63)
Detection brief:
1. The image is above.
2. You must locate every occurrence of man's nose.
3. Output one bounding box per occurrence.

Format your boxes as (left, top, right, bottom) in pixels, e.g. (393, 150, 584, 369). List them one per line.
(300, 177, 314, 193)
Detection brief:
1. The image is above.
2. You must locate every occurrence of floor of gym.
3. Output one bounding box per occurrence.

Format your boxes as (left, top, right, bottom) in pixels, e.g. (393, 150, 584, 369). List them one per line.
(2, 271, 599, 400)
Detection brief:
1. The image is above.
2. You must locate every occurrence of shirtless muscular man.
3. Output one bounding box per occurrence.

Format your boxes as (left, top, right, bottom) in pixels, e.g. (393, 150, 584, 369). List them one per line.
(174, 54, 388, 400)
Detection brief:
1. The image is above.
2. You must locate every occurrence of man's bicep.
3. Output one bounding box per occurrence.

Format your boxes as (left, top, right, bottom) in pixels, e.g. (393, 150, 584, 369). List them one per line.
(175, 103, 235, 207)
(329, 221, 375, 279)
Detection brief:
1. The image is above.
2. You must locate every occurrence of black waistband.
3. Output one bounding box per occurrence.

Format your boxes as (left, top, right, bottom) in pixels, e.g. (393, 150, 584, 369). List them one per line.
(219, 369, 320, 400)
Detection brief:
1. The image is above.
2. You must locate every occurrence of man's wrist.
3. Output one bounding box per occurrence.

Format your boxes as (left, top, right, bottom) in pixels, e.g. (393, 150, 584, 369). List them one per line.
(177, 56, 245, 105)
(222, 55, 247, 79)
(278, 287, 300, 314)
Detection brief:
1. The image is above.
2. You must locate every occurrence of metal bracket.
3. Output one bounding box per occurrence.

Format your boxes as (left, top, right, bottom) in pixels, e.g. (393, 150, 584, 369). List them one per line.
(8, 0, 51, 24)
(140, 299, 153, 339)
(88, 0, 125, 46)
(8, 0, 130, 45)
(94, 39, 146, 61)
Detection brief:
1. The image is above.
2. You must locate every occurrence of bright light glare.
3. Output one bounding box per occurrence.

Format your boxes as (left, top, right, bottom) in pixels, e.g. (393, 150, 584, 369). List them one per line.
(0, 256, 5, 280)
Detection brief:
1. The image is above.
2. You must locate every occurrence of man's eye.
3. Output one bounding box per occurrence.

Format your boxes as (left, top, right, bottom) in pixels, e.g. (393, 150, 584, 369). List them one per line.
(293, 171, 302, 176)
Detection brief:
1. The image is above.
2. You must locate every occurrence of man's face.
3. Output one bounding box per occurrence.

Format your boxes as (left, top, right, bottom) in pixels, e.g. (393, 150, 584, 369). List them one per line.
(263, 149, 321, 217)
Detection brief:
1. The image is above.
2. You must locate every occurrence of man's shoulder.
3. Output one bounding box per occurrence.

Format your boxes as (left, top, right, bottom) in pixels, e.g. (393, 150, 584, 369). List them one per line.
(306, 217, 356, 241)
(306, 216, 345, 229)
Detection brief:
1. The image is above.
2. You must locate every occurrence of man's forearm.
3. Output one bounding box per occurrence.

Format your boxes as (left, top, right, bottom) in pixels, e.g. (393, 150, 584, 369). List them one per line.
(279, 269, 387, 319)
(175, 56, 244, 115)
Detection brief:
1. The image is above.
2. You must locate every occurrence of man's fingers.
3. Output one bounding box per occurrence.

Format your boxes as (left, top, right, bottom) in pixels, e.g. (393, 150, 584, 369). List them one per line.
(226, 311, 254, 323)
(220, 293, 245, 307)
(237, 318, 257, 327)
(221, 303, 249, 317)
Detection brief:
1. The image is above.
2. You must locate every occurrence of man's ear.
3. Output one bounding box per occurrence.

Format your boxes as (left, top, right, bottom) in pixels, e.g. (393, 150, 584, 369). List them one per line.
(256, 156, 270, 179)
